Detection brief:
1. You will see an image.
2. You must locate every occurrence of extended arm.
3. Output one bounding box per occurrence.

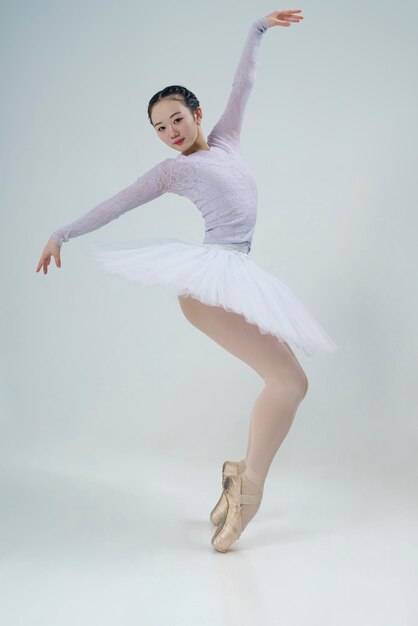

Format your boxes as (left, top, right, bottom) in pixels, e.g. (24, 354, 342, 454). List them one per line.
(50, 159, 172, 247)
(207, 16, 269, 148)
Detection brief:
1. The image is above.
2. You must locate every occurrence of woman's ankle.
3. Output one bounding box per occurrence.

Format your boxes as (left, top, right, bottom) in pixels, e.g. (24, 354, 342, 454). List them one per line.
(242, 465, 265, 489)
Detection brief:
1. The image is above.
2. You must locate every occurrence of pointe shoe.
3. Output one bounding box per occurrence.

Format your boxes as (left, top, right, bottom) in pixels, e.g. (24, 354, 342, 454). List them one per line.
(210, 461, 240, 526)
(211, 466, 264, 553)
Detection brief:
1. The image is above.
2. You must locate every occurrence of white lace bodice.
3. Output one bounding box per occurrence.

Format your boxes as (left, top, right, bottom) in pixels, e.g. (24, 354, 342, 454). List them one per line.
(50, 16, 269, 250)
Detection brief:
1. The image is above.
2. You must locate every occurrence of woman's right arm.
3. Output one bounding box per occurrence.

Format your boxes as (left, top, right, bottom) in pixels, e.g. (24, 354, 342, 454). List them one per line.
(207, 9, 303, 149)
(206, 17, 269, 150)
(36, 158, 172, 274)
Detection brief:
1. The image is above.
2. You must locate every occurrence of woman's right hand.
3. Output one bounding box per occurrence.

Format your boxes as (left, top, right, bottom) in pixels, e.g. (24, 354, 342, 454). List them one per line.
(36, 237, 62, 274)
(264, 9, 304, 28)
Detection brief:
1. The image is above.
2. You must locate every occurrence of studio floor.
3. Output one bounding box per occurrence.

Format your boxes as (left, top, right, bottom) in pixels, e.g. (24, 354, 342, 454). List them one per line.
(1, 459, 417, 626)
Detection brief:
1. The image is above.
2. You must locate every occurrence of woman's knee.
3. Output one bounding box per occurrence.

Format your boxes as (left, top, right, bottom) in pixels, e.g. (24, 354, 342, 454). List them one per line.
(300, 371, 309, 402)
(265, 367, 308, 404)
(283, 342, 309, 402)
(292, 369, 309, 402)
(282, 342, 309, 402)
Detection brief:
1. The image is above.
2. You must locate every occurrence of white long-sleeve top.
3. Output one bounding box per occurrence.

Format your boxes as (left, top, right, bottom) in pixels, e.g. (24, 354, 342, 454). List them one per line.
(50, 16, 269, 251)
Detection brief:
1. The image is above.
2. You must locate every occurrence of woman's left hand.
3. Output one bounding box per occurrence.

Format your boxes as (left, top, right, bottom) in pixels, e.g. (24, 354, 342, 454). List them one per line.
(264, 9, 304, 28)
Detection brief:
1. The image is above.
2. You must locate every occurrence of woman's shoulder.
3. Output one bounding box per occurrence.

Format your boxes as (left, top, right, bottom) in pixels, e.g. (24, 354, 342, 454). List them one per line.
(151, 155, 196, 192)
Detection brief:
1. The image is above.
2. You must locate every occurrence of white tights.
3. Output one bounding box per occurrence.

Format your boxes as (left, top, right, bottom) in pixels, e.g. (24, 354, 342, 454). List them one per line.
(178, 295, 309, 529)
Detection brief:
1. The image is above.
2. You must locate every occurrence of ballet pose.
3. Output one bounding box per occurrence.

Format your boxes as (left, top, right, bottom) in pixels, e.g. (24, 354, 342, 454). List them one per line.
(37, 8, 337, 552)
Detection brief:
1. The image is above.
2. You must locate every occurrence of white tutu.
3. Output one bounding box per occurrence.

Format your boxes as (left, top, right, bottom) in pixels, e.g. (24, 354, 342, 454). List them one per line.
(92, 237, 337, 357)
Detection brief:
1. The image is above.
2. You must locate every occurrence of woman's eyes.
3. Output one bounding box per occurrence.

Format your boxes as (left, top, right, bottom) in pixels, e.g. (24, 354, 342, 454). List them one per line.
(158, 118, 182, 132)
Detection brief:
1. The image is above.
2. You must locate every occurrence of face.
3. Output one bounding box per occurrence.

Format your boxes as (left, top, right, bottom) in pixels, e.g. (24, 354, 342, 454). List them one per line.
(151, 99, 202, 152)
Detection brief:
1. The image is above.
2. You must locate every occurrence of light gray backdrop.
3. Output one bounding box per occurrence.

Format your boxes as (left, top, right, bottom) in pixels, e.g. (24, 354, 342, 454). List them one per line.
(1, 0, 417, 624)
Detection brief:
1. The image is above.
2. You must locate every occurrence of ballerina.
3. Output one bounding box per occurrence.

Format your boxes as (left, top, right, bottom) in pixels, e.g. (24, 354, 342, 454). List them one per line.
(36, 8, 337, 552)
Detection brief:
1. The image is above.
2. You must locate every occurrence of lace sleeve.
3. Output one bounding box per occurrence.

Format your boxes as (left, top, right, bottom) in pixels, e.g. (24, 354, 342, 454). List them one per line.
(207, 16, 269, 149)
(50, 159, 173, 247)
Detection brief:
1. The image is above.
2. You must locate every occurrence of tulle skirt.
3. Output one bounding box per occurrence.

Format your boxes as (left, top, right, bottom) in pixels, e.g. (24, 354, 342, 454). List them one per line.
(92, 237, 338, 357)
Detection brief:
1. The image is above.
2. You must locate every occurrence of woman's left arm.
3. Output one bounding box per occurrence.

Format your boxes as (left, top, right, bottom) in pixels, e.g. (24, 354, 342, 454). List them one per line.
(207, 10, 304, 148)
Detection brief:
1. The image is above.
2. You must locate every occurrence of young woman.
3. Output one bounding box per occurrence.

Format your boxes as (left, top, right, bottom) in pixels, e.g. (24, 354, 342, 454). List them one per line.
(36, 9, 337, 552)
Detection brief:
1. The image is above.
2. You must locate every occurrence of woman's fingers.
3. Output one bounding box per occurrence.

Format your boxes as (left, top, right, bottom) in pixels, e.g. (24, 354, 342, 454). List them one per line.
(277, 12, 303, 22)
(36, 255, 47, 273)
(36, 253, 51, 274)
(265, 9, 304, 28)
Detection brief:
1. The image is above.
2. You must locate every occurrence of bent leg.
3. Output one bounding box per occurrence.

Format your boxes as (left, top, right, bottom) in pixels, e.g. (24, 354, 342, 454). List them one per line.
(178, 295, 309, 529)
(178, 295, 308, 466)
(178, 295, 308, 395)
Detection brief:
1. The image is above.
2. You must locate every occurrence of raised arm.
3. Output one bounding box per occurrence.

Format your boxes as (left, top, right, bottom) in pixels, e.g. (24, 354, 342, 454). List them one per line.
(50, 158, 173, 247)
(207, 16, 269, 149)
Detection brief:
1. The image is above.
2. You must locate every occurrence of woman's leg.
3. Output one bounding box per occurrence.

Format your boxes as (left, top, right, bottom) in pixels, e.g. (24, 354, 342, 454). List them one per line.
(178, 295, 308, 529)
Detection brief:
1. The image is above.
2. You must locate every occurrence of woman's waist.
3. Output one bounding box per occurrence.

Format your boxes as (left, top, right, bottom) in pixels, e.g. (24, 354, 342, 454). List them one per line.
(203, 241, 251, 254)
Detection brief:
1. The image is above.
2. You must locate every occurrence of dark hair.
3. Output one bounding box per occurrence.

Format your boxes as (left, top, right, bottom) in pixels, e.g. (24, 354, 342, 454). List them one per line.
(147, 85, 200, 127)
